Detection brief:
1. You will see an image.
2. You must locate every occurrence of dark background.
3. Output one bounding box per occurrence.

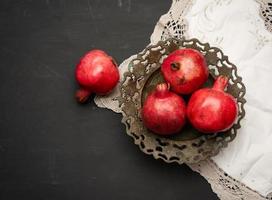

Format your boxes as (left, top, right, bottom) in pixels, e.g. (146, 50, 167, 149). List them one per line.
(0, 0, 218, 199)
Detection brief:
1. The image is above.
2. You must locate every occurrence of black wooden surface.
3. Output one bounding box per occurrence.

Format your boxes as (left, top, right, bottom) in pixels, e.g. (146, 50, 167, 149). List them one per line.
(0, 0, 219, 199)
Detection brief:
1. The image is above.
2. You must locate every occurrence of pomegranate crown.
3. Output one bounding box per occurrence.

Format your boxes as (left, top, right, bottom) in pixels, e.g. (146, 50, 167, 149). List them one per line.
(156, 83, 170, 92)
(213, 76, 229, 91)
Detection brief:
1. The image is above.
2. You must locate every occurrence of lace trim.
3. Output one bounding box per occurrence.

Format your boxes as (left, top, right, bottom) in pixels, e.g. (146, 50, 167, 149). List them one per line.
(150, 0, 194, 43)
(256, 0, 272, 33)
(160, 0, 194, 40)
(189, 159, 268, 200)
(94, 0, 272, 199)
(96, 54, 267, 199)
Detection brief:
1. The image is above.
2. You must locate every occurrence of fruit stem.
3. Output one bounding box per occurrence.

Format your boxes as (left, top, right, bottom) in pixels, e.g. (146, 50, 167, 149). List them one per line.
(75, 88, 92, 103)
(170, 62, 180, 71)
(213, 76, 229, 91)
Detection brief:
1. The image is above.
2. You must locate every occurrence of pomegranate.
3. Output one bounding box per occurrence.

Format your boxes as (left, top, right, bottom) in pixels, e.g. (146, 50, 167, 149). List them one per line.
(141, 83, 186, 135)
(161, 48, 208, 94)
(187, 76, 238, 133)
(75, 50, 119, 103)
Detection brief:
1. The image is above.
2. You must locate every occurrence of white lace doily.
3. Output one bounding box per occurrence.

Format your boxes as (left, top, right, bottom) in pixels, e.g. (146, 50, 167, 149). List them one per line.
(94, 0, 272, 199)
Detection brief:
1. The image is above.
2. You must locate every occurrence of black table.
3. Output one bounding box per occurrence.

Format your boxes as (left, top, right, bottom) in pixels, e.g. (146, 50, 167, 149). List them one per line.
(0, 1, 219, 199)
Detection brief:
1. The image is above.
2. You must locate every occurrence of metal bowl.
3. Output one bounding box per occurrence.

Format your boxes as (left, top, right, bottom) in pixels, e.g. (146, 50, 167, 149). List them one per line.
(117, 38, 246, 164)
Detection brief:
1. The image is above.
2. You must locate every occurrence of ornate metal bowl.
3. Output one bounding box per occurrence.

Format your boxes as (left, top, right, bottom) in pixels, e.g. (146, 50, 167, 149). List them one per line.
(117, 38, 246, 164)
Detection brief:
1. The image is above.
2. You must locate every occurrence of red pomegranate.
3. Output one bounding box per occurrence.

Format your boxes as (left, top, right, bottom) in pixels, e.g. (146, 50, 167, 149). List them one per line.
(141, 83, 186, 135)
(187, 76, 238, 133)
(75, 50, 119, 103)
(161, 48, 208, 95)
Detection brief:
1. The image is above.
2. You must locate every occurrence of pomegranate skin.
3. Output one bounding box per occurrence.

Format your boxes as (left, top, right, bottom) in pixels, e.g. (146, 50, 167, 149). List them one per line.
(187, 76, 238, 133)
(75, 50, 119, 103)
(76, 50, 119, 94)
(142, 83, 186, 135)
(161, 48, 208, 94)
